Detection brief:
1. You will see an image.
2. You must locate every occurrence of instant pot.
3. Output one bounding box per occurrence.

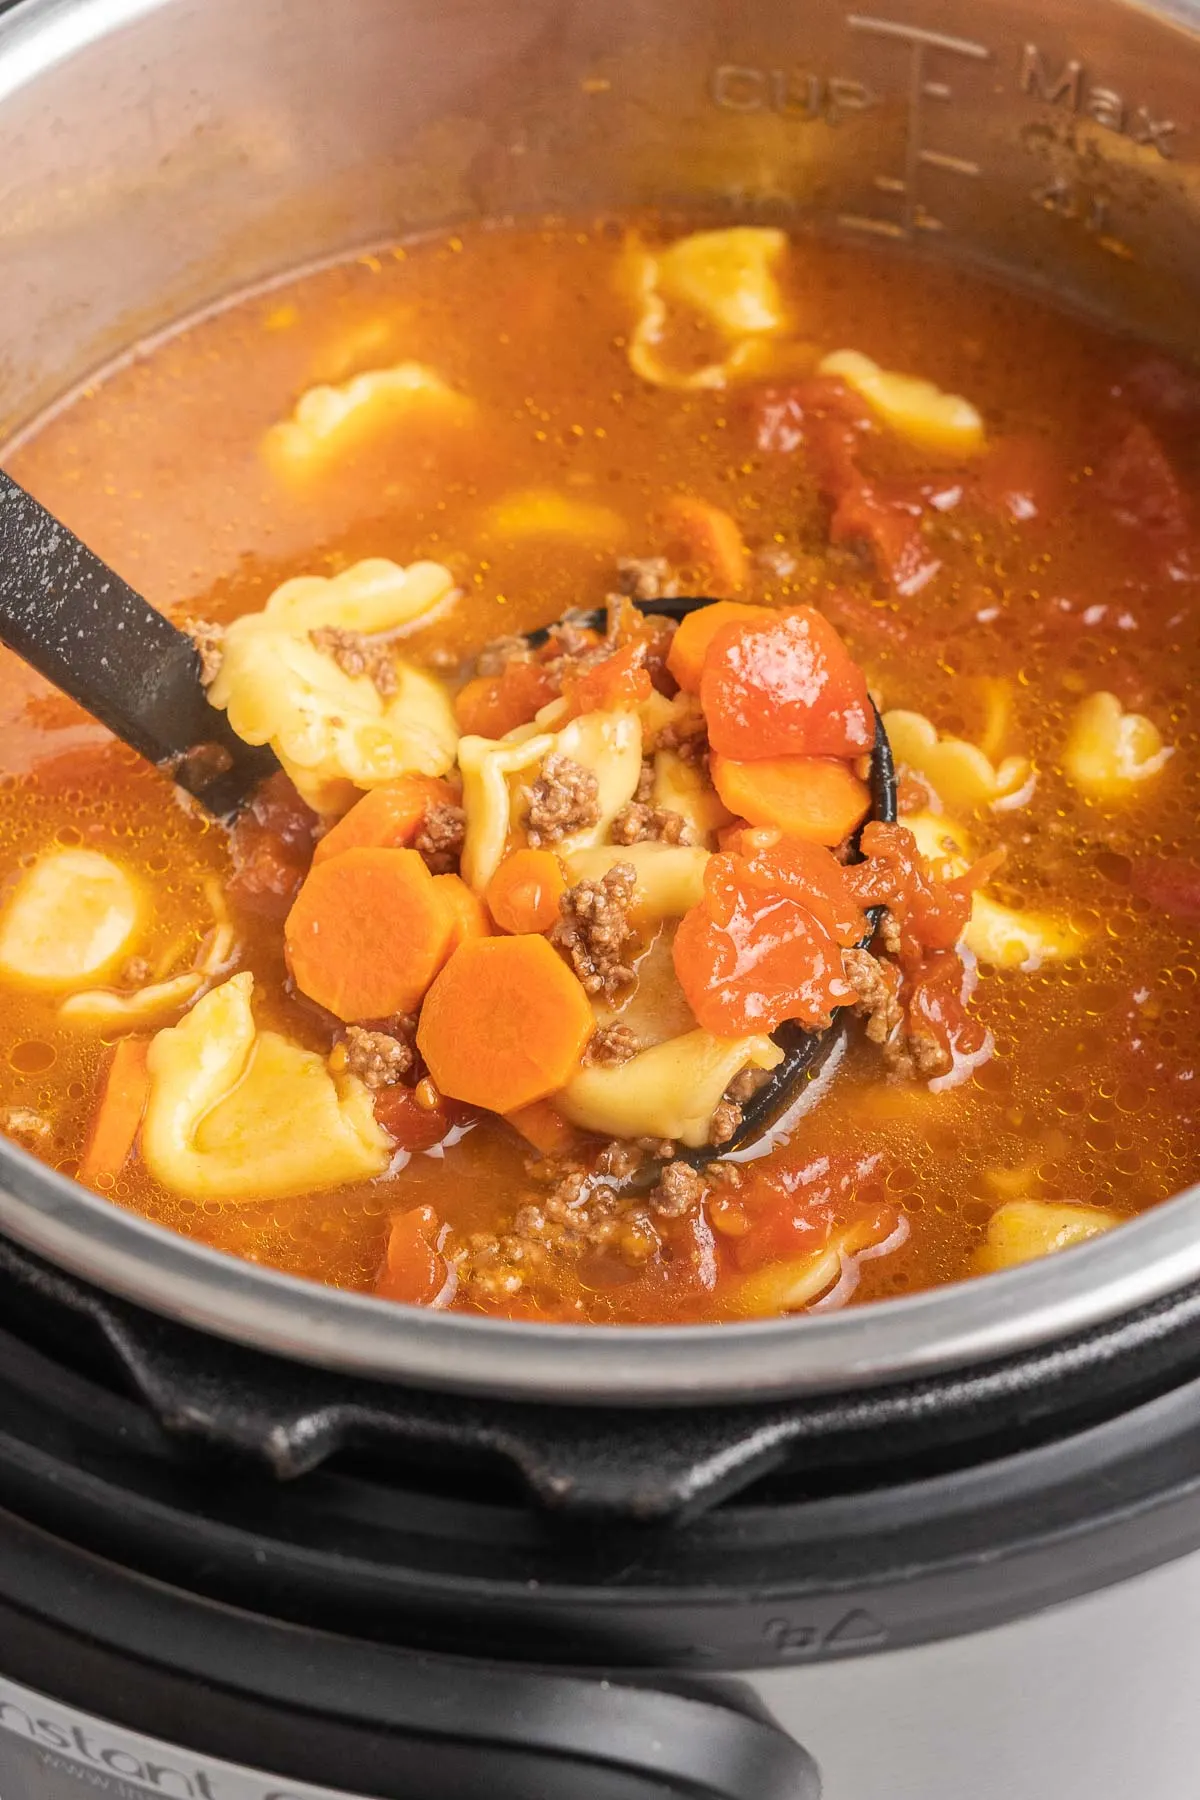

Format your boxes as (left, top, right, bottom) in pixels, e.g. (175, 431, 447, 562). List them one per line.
(0, 0, 1199, 1794)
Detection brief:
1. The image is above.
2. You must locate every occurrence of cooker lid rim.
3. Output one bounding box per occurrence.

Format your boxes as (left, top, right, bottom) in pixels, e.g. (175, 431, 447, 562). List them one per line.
(1, 1140, 1198, 1405)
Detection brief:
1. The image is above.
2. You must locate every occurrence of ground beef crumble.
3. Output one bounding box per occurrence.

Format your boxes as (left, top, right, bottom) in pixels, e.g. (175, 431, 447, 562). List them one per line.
(309, 626, 399, 699)
(657, 708, 709, 765)
(474, 633, 533, 677)
(651, 1160, 707, 1217)
(615, 555, 680, 602)
(340, 1026, 413, 1090)
(413, 801, 466, 874)
(524, 752, 601, 846)
(708, 1099, 744, 1146)
(843, 946, 905, 1046)
(186, 618, 225, 687)
(610, 802, 694, 846)
(550, 862, 638, 998)
(582, 1022, 640, 1067)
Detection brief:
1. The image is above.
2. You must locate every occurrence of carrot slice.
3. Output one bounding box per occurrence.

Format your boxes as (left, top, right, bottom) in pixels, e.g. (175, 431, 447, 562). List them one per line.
(434, 873, 492, 951)
(285, 847, 455, 1021)
(77, 1038, 151, 1187)
(376, 1204, 450, 1305)
(711, 753, 871, 845)
(665, 600, 774, 693)
(417, 935, 594, 1113)
(454, 660, 560, 738)
(313, 775, 457, 866)
(485, 848, 567, 935)
(661, 495, 749, 595)
(505, 1097, 583, 1157)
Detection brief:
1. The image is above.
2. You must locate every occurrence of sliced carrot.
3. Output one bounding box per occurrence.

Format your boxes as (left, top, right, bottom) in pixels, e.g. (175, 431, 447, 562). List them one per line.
(562, 643, 653, 718)
(485, 848, 567, 935)
(375, 1204, 450, 1305)
(711, 753, 871, 846)
(665, 600, 774, 692)
(434, 873, 492, 951)
(660, 495, 749, 596)
(77, 1038, 151, 1187)
(454, 660, 560, 738)
(313, 775, 457, 866)
(505, 1097, 584, 1157)
(285, 847, 455, 1021)
(417, 935, 594, 1113)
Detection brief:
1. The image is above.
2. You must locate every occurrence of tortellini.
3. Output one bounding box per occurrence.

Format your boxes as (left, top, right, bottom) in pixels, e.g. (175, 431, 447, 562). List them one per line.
(817, 350, 985, 456)
(1062, 691, 1173, 799)
(563, 844, 710, 923)
(479, 489, 627, 547)
(559, 1028, 782, 1147)
(652, 747, 735, 845)
(207, 559, 460, 813)
(884, 709, 1033, 812)
(974, 1199, 1121, 1273)
(904, 811, 1088, 970)
(0, 850, 143, 989)
(141, 974, 390, 1201)
(732, 1213, 906, 1316)
(621, 228, 797, 391)
(61, 879, 237, 1027)
(458, 709, 643, 893)
(263, 362, 472, 475)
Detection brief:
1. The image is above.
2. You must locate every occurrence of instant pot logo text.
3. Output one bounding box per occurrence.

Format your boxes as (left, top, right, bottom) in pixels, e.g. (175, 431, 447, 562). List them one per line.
(0, 1700, 305, 1800)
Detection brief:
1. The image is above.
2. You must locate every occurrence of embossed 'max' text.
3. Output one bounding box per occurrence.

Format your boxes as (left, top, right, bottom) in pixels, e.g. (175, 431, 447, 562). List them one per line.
(1019, 44, 1180, 157)
(710, 64, 876, 123)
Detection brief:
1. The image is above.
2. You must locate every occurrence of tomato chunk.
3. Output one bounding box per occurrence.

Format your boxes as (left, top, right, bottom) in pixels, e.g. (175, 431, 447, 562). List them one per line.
(376, 1204, 452, 1306)
(699, 607, 874, 760)
(673, 842, 864, 1035)
(226, 772, 320, 920)
(562, 642, 652, 717)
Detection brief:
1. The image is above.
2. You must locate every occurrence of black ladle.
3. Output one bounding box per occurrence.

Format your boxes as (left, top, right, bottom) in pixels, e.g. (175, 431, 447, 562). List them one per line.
(525, 594, 897, 1169)
(0, 469, 278, 818)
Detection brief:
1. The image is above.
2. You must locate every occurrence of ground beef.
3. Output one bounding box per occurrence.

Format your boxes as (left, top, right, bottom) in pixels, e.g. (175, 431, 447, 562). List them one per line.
(547, 617, 599, 659)
(474, 633, 533, 677)
(880, 911, 903, 956)
(309, 626, 399, 698)
(550, 862, 638, 998)
(595, 1138, 647, 1178)
(414, 801, 466, 874)
(582, 1022, 640, 1067)
(186, 618, 225, 687)
(634, 761, 656, 803)
(342, 1026, 413, 1090)
(657, 708, 709, 765)
(708, 1100, 743, 1146)
(651, 1160, 707, 1218)
(843, 946, 905, 1046)
(610, 801, 694, 846)
(1, 1106, 51, 1148)
(883, 1028, 952, 1082)
(524, 753, 601, 846)
(616, 555, 680, 602)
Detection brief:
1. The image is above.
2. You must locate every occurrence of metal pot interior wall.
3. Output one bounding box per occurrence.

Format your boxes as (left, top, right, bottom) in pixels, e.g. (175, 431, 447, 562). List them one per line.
(0, 0, 1197, 440)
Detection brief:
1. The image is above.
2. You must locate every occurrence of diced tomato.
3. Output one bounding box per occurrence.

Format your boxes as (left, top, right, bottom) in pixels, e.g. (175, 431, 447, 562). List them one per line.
(376, 1204, 452, 1306)
(226, 772, 320, 919)
(1097, 419, 1189, 540)
(750, 377, 872, 462)
(673, 843, 864, 1035)
(1130, 855, 1200, 920)
(1113, 356, 1200, 424)
(827, 480, 942, 597)
(699, 607, 874, 761)
(373, 1084, 459, 1152)
(904, 948, 992, 1083)
(562, 642, 652, 717)
(454, 658, 561, 738)
(731, 1149, 888, 1270)
(846, 821, 978, 964)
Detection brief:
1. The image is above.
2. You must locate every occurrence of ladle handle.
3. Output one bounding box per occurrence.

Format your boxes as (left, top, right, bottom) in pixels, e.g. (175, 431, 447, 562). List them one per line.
(0, 468, 277, 816)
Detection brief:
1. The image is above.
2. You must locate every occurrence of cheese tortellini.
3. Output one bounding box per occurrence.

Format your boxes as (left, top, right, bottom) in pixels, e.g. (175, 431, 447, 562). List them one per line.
(458, 708, 643, 892)
(621, 227, 800, 391)
(479, 489, 627, 547)
(904, 811, 1089, 970)
(1062, 691, 1173, 799)
(0, 850, 144, 989)
(817, 350, 985, 456)
(207, 559, 460, 813)
(652, 747, 735, 844)
(974, 1199, 1121, 1273)
(263, 362, 472, 475)
(142, 974, 390, 1201)
(560, 1028, 782, 1148)
(884, 709, 1033, 812)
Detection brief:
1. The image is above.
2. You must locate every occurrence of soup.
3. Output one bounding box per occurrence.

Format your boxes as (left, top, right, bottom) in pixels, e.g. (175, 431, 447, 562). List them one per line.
(0, 220, 1196, 1324)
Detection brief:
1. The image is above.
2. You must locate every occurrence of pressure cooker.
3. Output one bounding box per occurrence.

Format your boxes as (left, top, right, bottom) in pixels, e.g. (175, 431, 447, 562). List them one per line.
(1, 0, 1199, 1794)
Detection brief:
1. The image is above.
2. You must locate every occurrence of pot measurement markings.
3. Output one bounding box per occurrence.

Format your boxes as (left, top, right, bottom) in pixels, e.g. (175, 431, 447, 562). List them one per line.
(710, 63, 877, 124)
(839, 15, 990, 240)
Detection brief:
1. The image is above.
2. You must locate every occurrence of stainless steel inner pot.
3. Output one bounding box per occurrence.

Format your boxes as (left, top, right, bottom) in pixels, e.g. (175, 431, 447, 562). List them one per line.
(0, 0, 1196, 1404)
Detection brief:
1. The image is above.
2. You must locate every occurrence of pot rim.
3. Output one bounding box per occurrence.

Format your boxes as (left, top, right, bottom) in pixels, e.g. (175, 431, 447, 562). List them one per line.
(2, 1139, 1199, 1403)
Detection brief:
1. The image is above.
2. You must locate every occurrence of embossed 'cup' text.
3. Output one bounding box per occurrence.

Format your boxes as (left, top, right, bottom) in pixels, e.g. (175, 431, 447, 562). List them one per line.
(710, 64, 875, 123)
